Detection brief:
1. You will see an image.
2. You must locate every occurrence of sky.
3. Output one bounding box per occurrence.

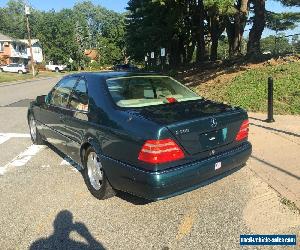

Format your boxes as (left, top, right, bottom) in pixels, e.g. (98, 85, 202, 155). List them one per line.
(0, 0, 129, 12)
(0, 0, 299, 37)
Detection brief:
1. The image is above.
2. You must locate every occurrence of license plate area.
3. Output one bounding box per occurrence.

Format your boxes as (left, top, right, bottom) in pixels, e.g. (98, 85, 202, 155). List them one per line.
(199, 129, 224, 150)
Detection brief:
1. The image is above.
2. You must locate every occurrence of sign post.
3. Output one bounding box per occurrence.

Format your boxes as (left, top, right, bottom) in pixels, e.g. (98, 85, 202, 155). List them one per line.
(150, 52, 155, 70)
(160, 48, 166, 72)
(25, 5, 35, 76)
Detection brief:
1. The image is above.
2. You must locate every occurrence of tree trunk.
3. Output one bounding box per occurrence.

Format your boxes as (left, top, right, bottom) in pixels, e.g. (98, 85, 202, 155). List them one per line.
(209, 16, 225, 61)
(226, 0, 249, 57)
(247, 0, 266, 57)
(210, 37, 218, 61)
(193, 0, 206, 63)
(186, 40, 196, 64)
(169, 36, 181, 67)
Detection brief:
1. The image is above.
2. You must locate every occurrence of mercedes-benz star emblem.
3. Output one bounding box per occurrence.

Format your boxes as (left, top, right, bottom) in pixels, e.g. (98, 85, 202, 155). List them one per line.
(211, 118, 217, 128)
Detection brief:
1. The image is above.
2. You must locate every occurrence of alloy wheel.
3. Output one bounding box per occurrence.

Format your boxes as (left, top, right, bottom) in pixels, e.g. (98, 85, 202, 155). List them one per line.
(87, 152, 103, 191)
(29, 116, 37, 141)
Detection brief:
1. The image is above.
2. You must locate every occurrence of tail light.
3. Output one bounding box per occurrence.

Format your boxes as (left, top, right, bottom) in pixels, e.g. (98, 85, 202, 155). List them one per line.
(235, 120, 249, 141)
(138, 139, 184, 164)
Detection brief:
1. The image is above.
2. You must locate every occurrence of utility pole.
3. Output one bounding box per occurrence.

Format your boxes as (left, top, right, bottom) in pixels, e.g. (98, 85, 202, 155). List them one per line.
(25, 5, 35, 76)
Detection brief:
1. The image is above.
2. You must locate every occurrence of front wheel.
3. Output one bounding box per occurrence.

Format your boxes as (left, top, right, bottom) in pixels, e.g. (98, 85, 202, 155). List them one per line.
(28, 114, 44, 145)
(83, 147, 116, 200)
(55, 67, 59, 73)
(18, 70, 23, 74)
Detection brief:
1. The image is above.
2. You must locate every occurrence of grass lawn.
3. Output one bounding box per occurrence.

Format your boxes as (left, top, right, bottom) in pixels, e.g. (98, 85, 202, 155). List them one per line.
(194, 61, 300, 115)
(0, 71, 68, 84)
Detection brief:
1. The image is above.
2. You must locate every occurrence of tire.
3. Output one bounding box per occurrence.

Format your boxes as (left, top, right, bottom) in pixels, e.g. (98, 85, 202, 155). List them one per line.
(55, 67, 59, 73)
(83, 147, 116, 200)
(28, 114, 44, 145)
(0, 68, 3, 72)
(18, 70, 23, 74)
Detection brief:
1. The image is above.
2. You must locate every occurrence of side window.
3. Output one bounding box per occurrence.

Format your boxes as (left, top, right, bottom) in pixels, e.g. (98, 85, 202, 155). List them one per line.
(50, 77, 78, 108)
(69, 79, 89, 112)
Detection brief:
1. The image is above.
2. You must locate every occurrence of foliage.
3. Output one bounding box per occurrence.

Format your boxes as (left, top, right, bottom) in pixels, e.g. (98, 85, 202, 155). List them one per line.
(266, 11, 300, 32)
(276, 0, 300, 7)
(261, 35, 293, 54)
(195, 61, 300, 115)
(0, 0, 126, 67)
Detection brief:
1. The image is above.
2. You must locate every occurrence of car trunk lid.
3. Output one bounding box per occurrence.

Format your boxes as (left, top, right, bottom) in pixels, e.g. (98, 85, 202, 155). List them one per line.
(134, 99, 247, 155)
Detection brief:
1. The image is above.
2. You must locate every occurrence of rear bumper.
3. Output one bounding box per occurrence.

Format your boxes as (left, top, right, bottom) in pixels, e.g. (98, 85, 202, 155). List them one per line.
(103, 142, 252, 200)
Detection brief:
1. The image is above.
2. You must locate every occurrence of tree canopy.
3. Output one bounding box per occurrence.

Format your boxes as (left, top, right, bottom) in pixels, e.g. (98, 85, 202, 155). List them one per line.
(0, 0, 299, 69)
(0, 0, 126, 67)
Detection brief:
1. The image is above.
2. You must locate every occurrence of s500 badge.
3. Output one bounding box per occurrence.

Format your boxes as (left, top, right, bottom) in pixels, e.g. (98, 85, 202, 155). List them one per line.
(175, 129, 190, 135)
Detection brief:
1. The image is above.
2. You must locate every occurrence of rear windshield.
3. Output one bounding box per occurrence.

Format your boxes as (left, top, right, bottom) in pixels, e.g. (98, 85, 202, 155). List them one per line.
(106, 76, 201, 108)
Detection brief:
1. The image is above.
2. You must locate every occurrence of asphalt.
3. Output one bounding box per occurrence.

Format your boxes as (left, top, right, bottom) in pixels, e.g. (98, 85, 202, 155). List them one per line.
(0, 77, 299, 250)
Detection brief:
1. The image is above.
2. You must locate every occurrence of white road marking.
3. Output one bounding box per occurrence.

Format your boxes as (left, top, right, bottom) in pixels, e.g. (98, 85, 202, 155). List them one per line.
(60, 157, 81, 172)
(41, 165, 50, 169)
(0, 135, 10, 145)
(0, 145, 45, 175)
(0, 133, 30, 138)
(60, 159, 72, 166)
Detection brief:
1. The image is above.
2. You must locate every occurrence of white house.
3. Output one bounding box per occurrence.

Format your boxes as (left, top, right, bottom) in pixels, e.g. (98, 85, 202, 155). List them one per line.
(20, 39, 44, 63)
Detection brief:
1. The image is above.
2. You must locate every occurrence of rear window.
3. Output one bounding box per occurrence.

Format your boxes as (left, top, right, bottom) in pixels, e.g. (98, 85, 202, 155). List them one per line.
(106, 76, 201, 108)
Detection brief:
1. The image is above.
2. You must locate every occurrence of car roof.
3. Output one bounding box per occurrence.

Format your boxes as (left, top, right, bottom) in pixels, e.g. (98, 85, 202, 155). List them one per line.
(65, 71, 161, 81)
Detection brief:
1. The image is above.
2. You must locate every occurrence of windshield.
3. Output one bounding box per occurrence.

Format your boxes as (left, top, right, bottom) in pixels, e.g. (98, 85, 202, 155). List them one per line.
(106, 76, 201, 108)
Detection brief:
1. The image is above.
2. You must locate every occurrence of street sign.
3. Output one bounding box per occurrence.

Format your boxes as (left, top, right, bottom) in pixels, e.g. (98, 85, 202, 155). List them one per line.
(25, 6, 30, 15)
(151, 52, 155, 59)
(161, 48, 166, 57)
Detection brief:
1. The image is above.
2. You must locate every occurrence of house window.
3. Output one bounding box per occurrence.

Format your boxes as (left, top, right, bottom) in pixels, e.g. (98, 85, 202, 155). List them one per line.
(0, 43, 3, 52)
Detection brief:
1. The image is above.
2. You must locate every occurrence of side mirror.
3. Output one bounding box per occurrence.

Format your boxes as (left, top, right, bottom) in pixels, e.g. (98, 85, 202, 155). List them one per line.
(36, 95, 46, 105)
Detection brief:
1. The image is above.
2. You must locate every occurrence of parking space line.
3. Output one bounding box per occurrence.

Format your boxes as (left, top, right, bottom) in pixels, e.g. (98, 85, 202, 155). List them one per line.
(0, 144, 45, 175)
(60, 157, 81, 172)
(0, 135, 10, 145)
(0, 133, 30, 138)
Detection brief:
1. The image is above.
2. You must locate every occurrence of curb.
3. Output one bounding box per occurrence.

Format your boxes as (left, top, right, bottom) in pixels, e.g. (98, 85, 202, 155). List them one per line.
(0, 76, 60, 87)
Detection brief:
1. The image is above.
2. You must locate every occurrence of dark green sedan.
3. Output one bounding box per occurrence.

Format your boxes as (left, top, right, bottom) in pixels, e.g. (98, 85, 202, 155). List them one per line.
(28, 72, 252, 200)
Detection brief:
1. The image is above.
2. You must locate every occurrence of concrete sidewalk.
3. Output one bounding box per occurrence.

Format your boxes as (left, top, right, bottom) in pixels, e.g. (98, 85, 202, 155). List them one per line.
(248, 112, 300, 209)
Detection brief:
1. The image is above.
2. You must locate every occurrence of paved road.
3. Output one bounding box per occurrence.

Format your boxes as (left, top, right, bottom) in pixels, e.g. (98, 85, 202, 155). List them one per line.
(0, 78, 299, 250)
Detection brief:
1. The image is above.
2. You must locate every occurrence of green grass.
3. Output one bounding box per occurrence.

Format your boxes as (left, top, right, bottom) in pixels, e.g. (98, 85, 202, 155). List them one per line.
(196, 62, 300, 115)
(0, 71, 68, 84)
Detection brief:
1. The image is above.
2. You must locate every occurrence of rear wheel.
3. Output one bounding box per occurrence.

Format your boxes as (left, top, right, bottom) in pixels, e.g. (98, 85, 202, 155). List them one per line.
(18, 70, 23, 74)
(83, 147, 116, 200)
(55, 67, 59, 73)
(28, 114, 44, 145)
(0, 68, 4, 72)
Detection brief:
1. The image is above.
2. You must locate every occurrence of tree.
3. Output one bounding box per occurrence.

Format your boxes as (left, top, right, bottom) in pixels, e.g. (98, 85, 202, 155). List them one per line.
(0, 0, 126, 67)
(276, 0, 300, 7)
(225, 0, 249, 57)
(205, 0, 235, 60)
(0, 0, 27, 38)
(261, 35, 293, 54)
(266, 11, 300, 34)
(247, 0, 266, 58)
(247, 0, 300, 58)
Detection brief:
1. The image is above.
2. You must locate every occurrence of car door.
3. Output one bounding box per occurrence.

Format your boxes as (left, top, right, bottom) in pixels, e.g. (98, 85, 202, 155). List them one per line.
(9, 64, 17, 73)
(11, 64, 18, 73)
(5, 64, 12, 72)
(64, 78, 90, 164)
(40, 76, 79, 153)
